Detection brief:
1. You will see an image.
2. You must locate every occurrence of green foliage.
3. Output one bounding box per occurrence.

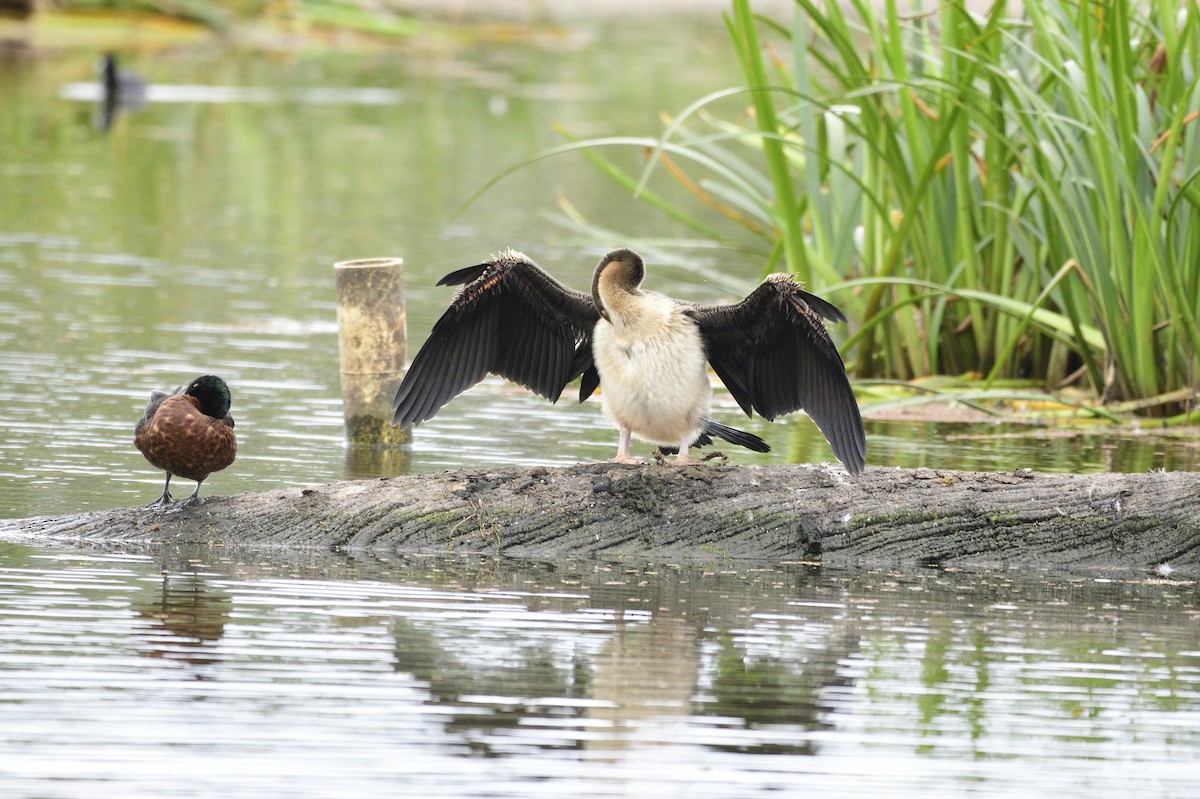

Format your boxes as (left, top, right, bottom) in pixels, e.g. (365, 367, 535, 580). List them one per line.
(556, 0, 1200, 414)
(55, 0, 422, 36)
(60, 0, 236, 30)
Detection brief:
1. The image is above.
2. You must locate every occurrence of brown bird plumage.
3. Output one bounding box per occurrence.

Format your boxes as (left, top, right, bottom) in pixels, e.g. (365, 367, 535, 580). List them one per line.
(134, 375, 237, 507)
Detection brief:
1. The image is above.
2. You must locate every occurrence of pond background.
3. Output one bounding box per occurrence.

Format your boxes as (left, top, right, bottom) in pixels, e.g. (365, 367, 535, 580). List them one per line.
(1, 8, 1198, 799)
(2, 14, 1197, 520)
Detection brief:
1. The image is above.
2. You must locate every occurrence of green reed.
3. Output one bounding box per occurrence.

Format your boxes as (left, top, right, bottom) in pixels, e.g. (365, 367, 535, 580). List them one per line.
(546, 0, 1199, 415)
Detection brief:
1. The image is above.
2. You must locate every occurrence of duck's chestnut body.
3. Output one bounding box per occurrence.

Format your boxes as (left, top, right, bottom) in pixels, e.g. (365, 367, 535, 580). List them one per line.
(135, 375, 237, 506)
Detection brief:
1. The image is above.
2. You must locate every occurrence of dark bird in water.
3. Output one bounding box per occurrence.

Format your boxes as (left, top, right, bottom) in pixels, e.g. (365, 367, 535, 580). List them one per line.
(95, 52, 146, 132)
(392, 248, 866, 473)
(134, 375, 237, 507)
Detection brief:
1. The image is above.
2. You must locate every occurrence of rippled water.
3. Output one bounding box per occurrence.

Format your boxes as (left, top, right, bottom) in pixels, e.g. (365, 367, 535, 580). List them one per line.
(1, 541, 1198, 798)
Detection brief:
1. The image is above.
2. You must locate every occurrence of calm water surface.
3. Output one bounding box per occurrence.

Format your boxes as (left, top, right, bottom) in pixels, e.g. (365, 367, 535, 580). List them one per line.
(1, 542, 1199, 798)
(2, 15, 1199, 799)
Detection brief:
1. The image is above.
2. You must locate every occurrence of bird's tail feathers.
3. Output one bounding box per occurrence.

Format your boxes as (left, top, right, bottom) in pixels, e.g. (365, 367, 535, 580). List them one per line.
(659, 421, 771, 455)
(704, 420, 771, 453)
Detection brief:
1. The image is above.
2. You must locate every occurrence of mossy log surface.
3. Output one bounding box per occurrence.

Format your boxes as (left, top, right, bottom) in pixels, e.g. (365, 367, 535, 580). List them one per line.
(2, 464, 1198, 569)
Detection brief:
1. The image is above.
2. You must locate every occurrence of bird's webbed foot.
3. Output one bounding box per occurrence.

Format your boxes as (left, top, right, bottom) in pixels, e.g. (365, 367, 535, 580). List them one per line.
(145, 491, 173, 508)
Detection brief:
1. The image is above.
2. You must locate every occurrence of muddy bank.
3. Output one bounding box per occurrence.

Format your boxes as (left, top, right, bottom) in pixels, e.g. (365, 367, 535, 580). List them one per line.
(2, 464, 1197, 569)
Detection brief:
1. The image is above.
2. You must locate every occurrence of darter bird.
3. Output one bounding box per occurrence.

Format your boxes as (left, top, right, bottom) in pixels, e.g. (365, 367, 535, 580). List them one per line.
(392, 248, 866, 473)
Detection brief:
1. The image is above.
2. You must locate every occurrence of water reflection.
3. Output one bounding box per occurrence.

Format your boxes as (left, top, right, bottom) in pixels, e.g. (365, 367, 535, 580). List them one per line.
(133, 571, 233, 671)
(342, 444, 412, 481)
(865, 417, 1199, 474)
(701, 626, 855, 755)
(393, 617, 593, 755)
(62, 80, 409, 106)
(0, 543, 1196, 796)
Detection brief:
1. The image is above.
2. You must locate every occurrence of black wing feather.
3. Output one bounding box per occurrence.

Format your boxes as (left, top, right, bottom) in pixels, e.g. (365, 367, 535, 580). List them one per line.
(578, 364, 600, 402)
(688, 274, 866, 474)
(393, 251, 600, 429)
(437, 263, 490, 286)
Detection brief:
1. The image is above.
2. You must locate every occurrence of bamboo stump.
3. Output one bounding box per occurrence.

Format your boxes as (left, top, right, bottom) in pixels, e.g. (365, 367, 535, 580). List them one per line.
(334, 257, 408, 446)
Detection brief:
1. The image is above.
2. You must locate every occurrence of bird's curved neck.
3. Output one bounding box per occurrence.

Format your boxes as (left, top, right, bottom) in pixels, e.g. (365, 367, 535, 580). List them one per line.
(597, 287, 678, 342)
(593, 266, 642, 322)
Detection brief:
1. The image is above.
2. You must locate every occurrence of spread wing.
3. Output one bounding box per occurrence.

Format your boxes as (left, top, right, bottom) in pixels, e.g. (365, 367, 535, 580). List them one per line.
(687, 274, 866, 474)
(393, 250, 600, 429)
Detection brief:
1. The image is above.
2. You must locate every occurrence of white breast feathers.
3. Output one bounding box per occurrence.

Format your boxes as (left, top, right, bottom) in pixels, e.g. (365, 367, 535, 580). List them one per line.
(592, 291, 711, 447)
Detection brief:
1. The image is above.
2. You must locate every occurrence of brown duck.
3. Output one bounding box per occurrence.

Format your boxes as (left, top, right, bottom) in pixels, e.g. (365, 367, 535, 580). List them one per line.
(392, 248, 866, 473)
(134, 375, 237, 506)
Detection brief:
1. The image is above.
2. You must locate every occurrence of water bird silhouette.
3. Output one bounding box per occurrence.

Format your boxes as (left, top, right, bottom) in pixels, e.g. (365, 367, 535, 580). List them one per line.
(95, 52, 146, 131)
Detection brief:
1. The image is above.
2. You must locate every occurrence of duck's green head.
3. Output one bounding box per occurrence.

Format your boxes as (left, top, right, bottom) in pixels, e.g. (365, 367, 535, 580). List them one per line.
(184, 375, 232, 419)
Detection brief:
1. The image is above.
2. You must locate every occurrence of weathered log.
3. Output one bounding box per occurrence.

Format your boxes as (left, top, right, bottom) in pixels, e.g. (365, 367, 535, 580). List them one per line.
(2, 464, 1197, 570)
